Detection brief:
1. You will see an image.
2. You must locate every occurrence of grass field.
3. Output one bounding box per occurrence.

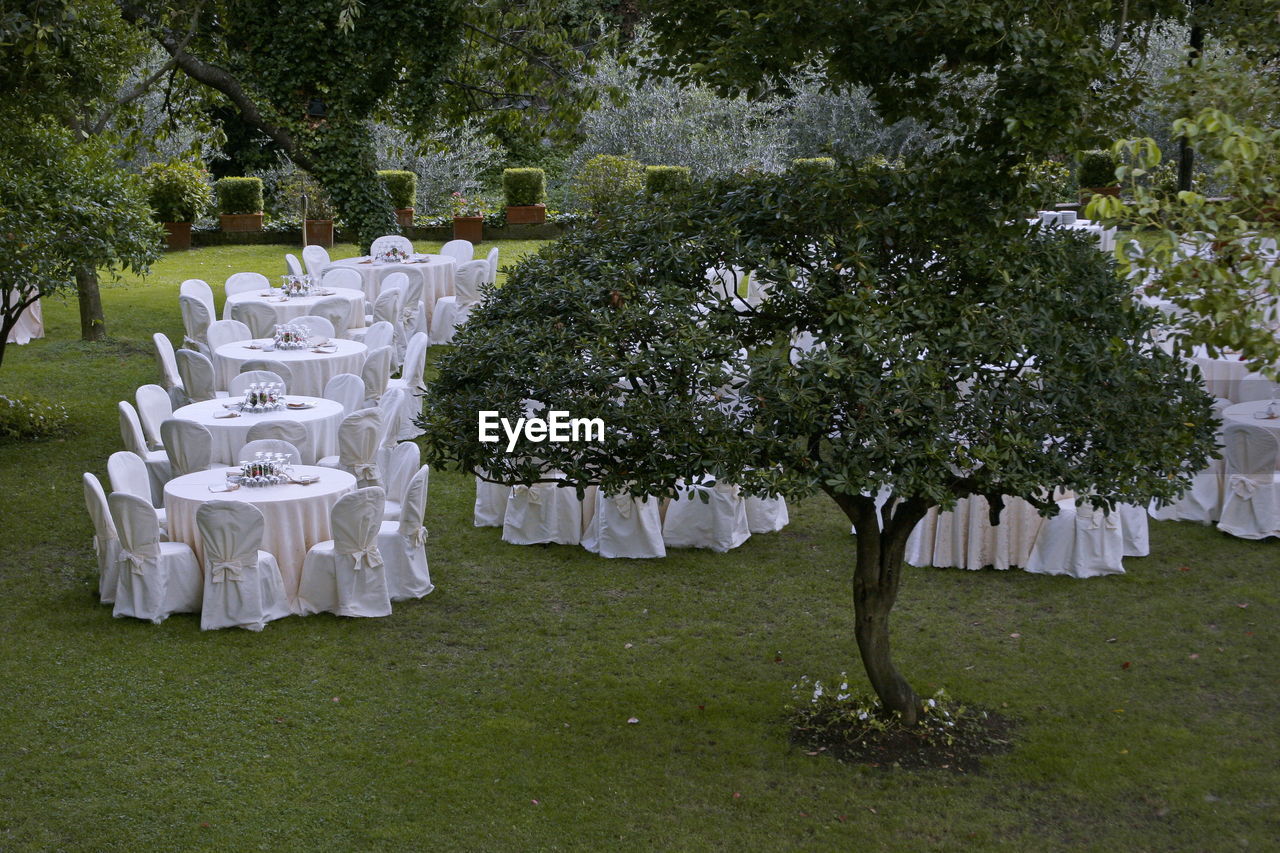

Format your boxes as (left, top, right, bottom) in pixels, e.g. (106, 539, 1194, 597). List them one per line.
(0, 242, 1276, 851)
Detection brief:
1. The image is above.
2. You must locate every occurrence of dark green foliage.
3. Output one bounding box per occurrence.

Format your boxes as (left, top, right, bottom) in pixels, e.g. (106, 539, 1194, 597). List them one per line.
(214, 177, 264, 215)
(1077, 149, 1118, 188)
(570, 154, 645, 213)
(378, 170, 418, 209)
(502, 167, 546, 206)
(0, 393, 71, 441)
(644, 165, 691, 194)
(142, 160, 212, 222)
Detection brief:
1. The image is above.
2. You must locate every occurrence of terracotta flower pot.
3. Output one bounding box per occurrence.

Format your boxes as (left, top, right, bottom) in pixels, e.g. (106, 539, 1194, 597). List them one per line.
(453, 215, 483, 242)
(505, 204, 546, 225)
(219, 212, 264, 232)
(305, 219, 334, 248)
(162, 221, 192, 251)
(395, 208, 415, 228)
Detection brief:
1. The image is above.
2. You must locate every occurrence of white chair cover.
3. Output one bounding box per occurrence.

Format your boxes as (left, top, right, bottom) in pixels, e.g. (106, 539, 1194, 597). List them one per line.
(196, 500, 291, 631)
(118, 401, 171, 503)
(745, 495, 789, 534)
(292, 314, 336, 341)
(322, 266, 364, 291)
(361, 345, 393, 404)
(179, 294, 213, 348)
(180, 278, 216, 322)
(206, 319, 252, 354)
(296, 487, 392, 617)
(312, 296, 352, 339)
(83, 473, 121, 604)
(370, 235, 414, 258)
(474, 476, 509, 527)
(175, 348, 220, 402)
(1116, 503, 1150, 557)
(323, 372, 367, 415)
(379, 465, 434, 600)
(245, 419, 313, 465)
(239, 360, 294, 389)
(108, 492, 201, 624)
(228, 370, 286, 396)
(318, 407, 383, 487)
(237, 438, 302, 465)
(153, 332, 184, 394)
(440, 239, 473, 266)
(302, 244, 331, 279)
(1149, 456, 1225, 524)
(107, 451, 167, 530)
(429, 261, 487, 344)
(662, 478, 751, 552)
(485, 247, 499, 285)
(161, 419, 214, 477)
(230, 300, 279, 339)
(389, 332, 428, 395)
(285, 253, 304, 278)
(1217, 423, 1280, 540)
(582, 490, 665, 559)
(502, 475, 583, 545)
(135, 384, 173, 451)
(225, 271, 270, 301)
(377, 387, 407, 449)
(1025, 499, 1125, 578)
(378, 441, 421, 521)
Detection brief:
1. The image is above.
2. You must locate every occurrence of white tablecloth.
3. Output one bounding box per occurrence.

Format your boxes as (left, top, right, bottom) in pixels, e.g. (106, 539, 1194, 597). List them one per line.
(171, 396, 344, 465)
(324, 255, 457, 319)
(1222, 401, 1280, 464)
(224, 288, 365, 330)
(5, 296, 43, 345)
(1189, 346, 1251, 402)
(906, 494, 1048, 571)
(164, 465, 356, 605)
(214, 338, 367, 397)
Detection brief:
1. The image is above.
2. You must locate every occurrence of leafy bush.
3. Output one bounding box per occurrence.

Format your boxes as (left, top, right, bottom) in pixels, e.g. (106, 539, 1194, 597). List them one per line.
(449, 192, 487, 217)
(644, 166, 691, 194)
(378, 170, 418, 209)
(791, 157, 837, 172)
(214, 177, 263, 215)
(279, 170, 335, 220)
(1018, 159, 1077, 208)
(0, 394, 71, 442)
(502, 168, 546, 207)
(570, 154, 645, 213)
(142, 160, 212, 222)
(1077, 149, 1118, 188)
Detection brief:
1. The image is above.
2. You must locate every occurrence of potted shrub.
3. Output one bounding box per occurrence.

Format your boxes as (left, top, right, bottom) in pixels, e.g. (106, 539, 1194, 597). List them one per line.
(142, 160, 212, 250)
(644, 165, 691, 195)
(283, 170, 336, 247)
(502, 167, 547, 224)
(1077, 149, 1120, 203)
(450, 192, 486, 242)
(378, 170, 418, 228)
(215, 176, 264, 232)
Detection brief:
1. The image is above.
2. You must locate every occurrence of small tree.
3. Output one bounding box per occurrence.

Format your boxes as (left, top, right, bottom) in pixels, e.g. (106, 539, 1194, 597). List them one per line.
(420, 166, 1218, 723)
(142, 160, 212, 222)
(570, 154, 645, 215)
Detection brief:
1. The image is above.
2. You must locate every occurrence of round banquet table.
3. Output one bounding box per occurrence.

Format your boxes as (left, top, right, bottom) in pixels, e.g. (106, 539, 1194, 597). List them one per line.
(324, 254, 457, 318)
(171, 396, 344, 465)
(1189, 345, 1251, 402)
(224, 288, 365, 332)
(164, 465, 356, 607)
(213, 338, 366, 397)
(1222, 399, 1280, 448)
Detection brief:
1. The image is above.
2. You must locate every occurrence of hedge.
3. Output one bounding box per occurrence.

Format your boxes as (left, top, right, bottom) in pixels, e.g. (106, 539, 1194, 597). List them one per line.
(502, 168, 546, 207)
(377, 170, 418, 209)
(215, 177, 264, 215)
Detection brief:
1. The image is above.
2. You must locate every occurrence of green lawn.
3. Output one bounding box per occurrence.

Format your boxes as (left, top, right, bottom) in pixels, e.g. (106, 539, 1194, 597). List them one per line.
(0, 243, 1276, 851)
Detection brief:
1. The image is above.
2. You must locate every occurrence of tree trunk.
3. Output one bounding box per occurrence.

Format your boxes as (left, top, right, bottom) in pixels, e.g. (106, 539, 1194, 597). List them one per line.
(1177, 24, 1204, 194)
(76, 264, 107, 341)
(829, 491, 929, 725)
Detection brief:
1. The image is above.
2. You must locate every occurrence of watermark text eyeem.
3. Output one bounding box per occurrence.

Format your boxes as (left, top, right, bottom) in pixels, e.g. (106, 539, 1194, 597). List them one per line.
(478, 410, 605, 452)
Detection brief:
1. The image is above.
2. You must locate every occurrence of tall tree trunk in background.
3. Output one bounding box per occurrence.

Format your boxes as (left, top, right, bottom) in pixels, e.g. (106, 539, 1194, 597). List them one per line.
(1177, 24, 1204, 194)
(76, 265, 107, 341)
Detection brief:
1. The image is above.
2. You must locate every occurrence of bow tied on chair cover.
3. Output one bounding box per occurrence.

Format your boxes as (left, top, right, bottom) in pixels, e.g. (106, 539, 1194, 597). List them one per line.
(611, 493, 634, 519)
(119, 542, 158, 575)
(354, 460, 381, 481)
(342, 541, 384, 572)
(404, 524, 428, 548)
(1228, 473, 1259, 500)
(513, 484, 542, 505)
(209, 557, 253, 584)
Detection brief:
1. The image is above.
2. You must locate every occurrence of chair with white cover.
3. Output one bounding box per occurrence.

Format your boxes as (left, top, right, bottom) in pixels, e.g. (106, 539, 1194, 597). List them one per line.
(207, 319, 253, 356)
(302, 244, 331, 279)
(178, 294, 213, 353)
(83, 473, 121, 604)
(485, 246, 499, 285)
(370, 234, 414, 258)
(225, 271, 269, 303)
(296, 487, 392, 618)
(228, 370, 286, 397)
(1216, 423, 1280, 540)
(378, 441, 420, 521)
(237, 438, 302, 465)
(395, 269, 426, 341)
(1116, 503, 1150, 557)
(175, 348, 222, 402)
(153, 333, 185, 399)
(439, 238, 473, 266)
(180, 279, 216, 321)
(230, 300, 279, 339)
(474, 476, 509, 527)
(322, 266, 364, 293)
(1025, 498, 1125, 578)
(354, 320, 394, 354)
(108, 451, 168, 530)
(502, 474, 583, 546)
(377, 387, 408, 449)
(745, 494, 789, 534)
(1149, 437, 1226, 524)
(581, 490, 666, 559)
(388, 332, 428, 439)
(378, 465, 433, 600)
(351, 286, 403, 346)
(361, 345, 393, 404)
(323, 372, 366, 415)
(312, 296, 352, 339)
(135, 384, 173, 451)
(429, 259, 487, 344)
(245, 419, 313, 465)
(196, 500, 291, 631)
(118, 401, 171, 503)
(108, 492, 201, 624)
(289, 314, 335, 342)
(239, 360, 293, 389)
(285, 253, 304, 278)
(1235, 372, 1280, 404)
(161, 419, 215, 477)
(317, 407, 383, 487)
(662, 478, 751, 552)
